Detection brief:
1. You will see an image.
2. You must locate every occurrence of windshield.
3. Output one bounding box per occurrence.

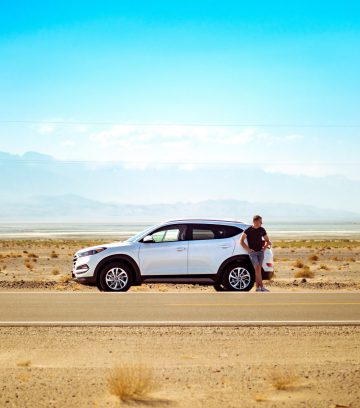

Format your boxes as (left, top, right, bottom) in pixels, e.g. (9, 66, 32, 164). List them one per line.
(126, 224, 158, 242)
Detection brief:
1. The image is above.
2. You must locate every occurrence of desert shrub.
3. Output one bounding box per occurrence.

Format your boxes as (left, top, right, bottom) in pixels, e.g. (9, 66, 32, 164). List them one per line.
(308, 254, 319, 262)
(107, 363, 158, 402)
(270, 371, 300, 390)
(59, 275, 72, 283)
(50, 251, 58, 259)
(16, 359, 31, 367)
(293, 259, 306, 268)
(294, 267, 315, 278)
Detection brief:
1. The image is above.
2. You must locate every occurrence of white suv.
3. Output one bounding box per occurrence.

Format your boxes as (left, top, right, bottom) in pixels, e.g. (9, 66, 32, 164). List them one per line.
(72, 219, 274, 292)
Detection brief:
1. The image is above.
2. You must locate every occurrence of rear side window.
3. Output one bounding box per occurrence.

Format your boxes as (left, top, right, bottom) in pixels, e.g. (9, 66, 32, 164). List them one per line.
(192, 228, 215, 240)
(190, 224, 243, 240)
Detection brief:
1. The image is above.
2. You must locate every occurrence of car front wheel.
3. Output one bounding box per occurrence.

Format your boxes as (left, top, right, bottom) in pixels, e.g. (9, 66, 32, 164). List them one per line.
(99, 262, 132, 292)
(222, 263, 255, 292)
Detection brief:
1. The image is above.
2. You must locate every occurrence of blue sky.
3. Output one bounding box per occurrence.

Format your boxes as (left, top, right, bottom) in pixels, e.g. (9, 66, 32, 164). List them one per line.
(0, 1, 360, 182)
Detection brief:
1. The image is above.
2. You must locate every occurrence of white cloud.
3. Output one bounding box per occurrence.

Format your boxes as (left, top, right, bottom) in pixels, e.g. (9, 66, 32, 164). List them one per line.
(87, 124, 308, 169)
(37, 123, 57, 135)
(263, 163, 337, 178)
(284, 134, 303, 141)
(61, 140, 75, 147)
(35, 119, 89, 136)
(89, 124, 259, 147)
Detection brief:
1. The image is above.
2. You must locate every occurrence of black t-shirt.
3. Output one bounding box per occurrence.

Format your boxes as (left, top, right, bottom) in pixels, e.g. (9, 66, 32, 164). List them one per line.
(244, 226, 267, 251)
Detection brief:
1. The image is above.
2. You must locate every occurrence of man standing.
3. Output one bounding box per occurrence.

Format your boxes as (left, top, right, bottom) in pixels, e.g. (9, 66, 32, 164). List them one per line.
(240, 215, 271, 292)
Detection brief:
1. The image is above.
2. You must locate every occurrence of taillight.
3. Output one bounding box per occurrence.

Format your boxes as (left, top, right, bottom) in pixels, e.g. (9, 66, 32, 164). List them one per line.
(266, 263, 273, 267)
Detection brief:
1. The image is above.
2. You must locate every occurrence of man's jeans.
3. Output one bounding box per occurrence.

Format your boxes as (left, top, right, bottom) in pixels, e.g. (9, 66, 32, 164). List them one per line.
(249, 250, 264, 267)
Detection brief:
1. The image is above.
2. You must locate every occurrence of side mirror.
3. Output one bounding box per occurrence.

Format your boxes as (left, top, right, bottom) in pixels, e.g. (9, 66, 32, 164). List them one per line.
(142, 235, 154, 243)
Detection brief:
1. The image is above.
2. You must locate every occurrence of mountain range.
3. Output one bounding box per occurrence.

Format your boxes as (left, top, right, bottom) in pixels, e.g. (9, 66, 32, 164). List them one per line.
(1, 150, 359, 222)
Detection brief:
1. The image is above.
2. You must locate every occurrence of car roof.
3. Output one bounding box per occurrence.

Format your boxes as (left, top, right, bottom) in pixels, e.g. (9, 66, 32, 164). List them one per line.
(163, 219, 249, 227)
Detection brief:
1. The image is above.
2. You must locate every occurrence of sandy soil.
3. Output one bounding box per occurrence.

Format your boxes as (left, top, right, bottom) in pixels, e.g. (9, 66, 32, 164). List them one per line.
(0, 326, 359, 407)
(0, 238, 359, 292)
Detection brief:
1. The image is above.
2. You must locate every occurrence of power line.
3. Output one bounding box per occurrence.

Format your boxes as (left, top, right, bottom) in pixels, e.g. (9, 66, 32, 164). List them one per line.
(0, 120, 360, 128)
(0, 159, 359, 166)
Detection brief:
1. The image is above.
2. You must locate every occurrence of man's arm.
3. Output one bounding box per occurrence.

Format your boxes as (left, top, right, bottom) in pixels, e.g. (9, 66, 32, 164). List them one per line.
(240, 233, 253, 253)
(263, 234, 271, 249)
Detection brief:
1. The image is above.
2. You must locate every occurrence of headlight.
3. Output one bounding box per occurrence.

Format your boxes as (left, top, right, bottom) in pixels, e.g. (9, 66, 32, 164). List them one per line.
(78, 247, 107, 258)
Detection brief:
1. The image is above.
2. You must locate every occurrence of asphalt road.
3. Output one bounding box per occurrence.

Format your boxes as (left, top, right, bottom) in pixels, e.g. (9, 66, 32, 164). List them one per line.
(0, 292, 359, 326)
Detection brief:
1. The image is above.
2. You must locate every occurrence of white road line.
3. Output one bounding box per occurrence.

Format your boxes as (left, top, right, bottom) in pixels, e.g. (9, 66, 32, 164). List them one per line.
(0, 320, 359, 326)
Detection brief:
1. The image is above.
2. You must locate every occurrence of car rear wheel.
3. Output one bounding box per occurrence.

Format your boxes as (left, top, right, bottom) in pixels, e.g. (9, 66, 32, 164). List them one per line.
(99, 262, 132, 292)
(213, 283, 226, 292)
(222, 262, 255, 292)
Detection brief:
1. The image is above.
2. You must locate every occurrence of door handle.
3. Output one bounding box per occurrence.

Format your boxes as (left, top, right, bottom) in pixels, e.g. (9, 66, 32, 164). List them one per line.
(176, 247, 187, 252)
(220, 245, 231, 249)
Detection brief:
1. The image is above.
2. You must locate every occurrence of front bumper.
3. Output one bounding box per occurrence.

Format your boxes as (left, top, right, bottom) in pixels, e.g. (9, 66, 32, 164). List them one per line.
(72, 254, 98, 285)
(73, 274, 97, 285)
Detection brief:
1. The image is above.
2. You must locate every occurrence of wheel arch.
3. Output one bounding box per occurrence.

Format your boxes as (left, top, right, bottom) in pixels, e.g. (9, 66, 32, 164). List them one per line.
(94, 255, 142, 286)
(216, 255, 254, 282)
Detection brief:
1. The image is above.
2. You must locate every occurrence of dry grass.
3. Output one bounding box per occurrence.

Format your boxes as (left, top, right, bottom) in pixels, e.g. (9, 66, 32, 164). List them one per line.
(293, 259, 305, 268)
(308, 254, 319, 262)
(5, 252, 22, 258)
(274, 239, 360, 249)
(270, 371, 300, 390)
(319, 264, 330, 270)
(294, 267, 315, 278)
(253, 393, 268, 402)
(27, 253, 38, 259)
(59, 275, 72, 283)
(16, 373, 31, 382)
(107, 363, 159, 402)
(24, 260, 33, 270)
(16, 359, 31, 367)
(50, 251, 58, 259)
(52, 268, 60, 276)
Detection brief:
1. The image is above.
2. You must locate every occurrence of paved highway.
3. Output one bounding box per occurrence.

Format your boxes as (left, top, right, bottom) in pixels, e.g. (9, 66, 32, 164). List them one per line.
(1, 292, 359, 326)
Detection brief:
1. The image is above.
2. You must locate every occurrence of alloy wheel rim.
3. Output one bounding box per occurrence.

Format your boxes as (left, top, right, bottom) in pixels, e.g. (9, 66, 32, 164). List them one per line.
(228, 267, 251, 290)
(105, 267, 128, 290)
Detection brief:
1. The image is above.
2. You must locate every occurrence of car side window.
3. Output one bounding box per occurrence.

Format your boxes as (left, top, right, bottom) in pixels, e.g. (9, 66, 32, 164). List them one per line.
(192, 228, 215, 240)
(190, 224, 243, 240)
(215, 225, 243, 238)
(151, 228, 181, 243)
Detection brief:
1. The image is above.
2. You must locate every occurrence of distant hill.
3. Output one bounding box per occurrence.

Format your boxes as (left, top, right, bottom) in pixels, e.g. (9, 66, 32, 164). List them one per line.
(1, 194, 359, 222)
(1, 150, 360, 220)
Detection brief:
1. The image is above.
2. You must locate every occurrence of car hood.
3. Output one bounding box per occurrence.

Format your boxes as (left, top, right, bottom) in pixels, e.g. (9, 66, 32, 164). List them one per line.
(75, 241, 135, 255)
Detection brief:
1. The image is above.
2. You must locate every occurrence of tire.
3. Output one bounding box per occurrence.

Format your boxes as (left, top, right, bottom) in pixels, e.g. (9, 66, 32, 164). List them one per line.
(221, 261, 255, 292)
(213, 283, 226, 292)
(98, 262, 133, 292)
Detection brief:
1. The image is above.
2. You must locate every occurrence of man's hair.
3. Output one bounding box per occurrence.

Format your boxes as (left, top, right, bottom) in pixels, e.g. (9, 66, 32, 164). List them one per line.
(253, 215, 262, 222)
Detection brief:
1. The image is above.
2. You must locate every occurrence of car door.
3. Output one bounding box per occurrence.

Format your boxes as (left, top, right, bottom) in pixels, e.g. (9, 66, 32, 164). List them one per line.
(138, 224, 189, 276)
(187, 224, 239, 275)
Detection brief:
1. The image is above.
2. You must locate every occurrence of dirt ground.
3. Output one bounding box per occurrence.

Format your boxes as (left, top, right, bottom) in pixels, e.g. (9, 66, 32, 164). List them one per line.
(0, 238, 359, 291)
(0, 326, 359, 408)
(0, 238, 359, 407)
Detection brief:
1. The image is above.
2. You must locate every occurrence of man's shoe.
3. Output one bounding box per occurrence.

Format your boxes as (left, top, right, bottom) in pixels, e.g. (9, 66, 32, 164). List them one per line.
(255, 287, 262, 292)
(261, 286, 270, 292)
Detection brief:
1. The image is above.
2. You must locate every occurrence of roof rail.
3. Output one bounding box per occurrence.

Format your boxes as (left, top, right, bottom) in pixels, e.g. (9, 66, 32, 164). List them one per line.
(164, 218, 246, 223)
